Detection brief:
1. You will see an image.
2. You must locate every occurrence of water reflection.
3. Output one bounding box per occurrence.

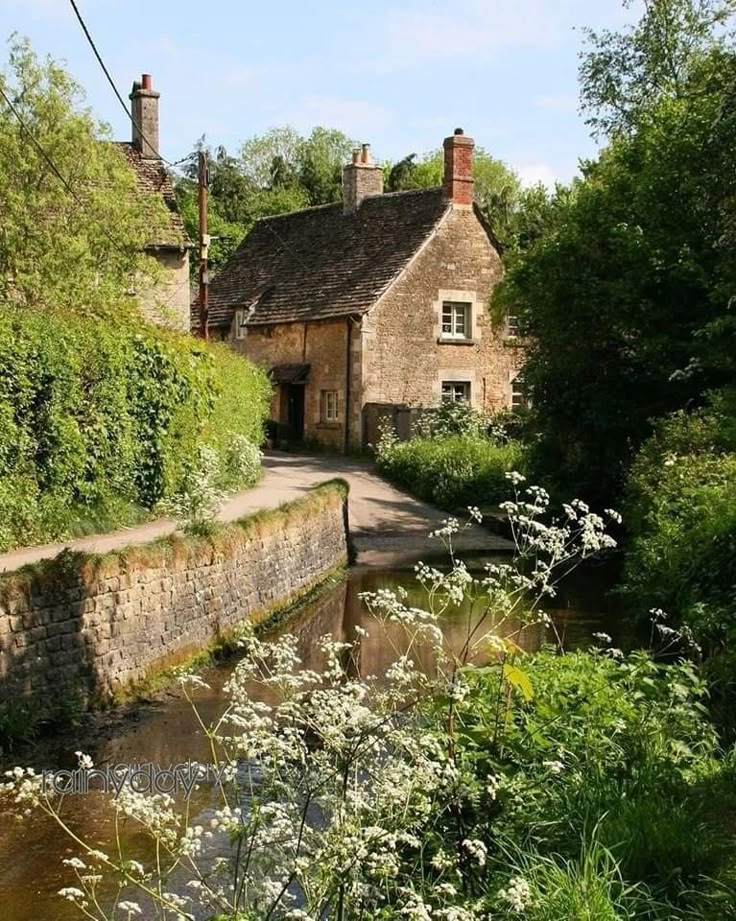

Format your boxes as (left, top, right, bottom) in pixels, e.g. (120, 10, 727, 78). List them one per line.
(0, 555, 625, 920)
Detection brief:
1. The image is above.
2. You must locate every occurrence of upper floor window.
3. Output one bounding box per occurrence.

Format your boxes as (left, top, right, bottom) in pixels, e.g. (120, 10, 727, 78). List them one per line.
(321, 389, 339, 422)
(507, 313, 521, 338)
(441, 301, 471, 340)
(442, 380, 471, 403)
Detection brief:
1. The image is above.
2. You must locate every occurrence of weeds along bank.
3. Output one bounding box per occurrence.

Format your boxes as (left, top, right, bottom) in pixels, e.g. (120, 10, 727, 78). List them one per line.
(0, 481, 349, 741)
(0, 307, 272, 551)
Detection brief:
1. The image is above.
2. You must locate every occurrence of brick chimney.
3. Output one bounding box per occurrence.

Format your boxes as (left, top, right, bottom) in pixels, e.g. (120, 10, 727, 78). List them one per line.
(129, 73, 160, 160)
(343, 144, 383, 213)
(443, 128, 474, 206)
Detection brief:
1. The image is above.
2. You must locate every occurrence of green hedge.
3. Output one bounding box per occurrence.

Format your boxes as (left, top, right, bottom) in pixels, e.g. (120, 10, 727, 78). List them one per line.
(376, 434, 526, 510)
(0, 307, 271, 551)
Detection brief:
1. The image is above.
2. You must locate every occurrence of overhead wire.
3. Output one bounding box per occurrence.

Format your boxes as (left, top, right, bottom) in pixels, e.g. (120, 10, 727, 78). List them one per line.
(68, 0, 190, 171)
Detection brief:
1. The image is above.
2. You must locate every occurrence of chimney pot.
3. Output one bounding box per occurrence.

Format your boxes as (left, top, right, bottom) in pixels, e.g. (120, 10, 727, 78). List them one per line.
(141, 73, 152, 90)
(443, 129, 474, 206)
(360, 143, 371, 164)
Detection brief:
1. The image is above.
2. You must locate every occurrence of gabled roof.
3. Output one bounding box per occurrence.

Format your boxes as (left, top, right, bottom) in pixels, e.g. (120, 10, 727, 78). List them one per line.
(198, 187, 451, 329)
(114, 142, 188, 248)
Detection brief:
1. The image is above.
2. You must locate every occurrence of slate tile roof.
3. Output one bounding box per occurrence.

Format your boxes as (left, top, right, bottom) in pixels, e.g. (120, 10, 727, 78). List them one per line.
(197, 187, 450, 330)
(114, 142, 188, 247)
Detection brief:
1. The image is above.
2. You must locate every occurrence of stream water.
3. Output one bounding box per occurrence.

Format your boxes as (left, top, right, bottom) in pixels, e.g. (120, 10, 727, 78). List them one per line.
(0, 552, 628, 920)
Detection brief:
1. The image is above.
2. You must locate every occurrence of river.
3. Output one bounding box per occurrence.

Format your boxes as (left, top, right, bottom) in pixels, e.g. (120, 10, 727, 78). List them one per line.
(0, 551, 627, 920)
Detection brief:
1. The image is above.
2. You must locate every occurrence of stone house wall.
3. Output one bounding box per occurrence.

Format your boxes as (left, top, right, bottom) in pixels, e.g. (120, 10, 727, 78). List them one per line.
(230, 318, 362, 450)
(0, 484, 348, 706)
(138, 248, 191, 331)
(360, 205, 524, 418)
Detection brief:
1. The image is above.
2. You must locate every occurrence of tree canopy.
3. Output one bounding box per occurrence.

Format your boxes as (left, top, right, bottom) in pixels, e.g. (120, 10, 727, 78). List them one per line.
(175, 127, 356, 276)
(495, 0, 736, 502)
(385, 146, 527, 249)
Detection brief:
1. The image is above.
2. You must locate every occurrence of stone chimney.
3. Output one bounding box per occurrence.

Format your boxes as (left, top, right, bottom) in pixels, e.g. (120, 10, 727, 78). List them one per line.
(343, 144, 383, 213)
(129, 73, 160, 160)
(443, 128, 474, 206)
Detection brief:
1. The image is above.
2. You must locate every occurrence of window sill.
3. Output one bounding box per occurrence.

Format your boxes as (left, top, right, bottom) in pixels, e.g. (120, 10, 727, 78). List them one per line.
(437, 337, 478, 346)
(316, 421, 341, 430)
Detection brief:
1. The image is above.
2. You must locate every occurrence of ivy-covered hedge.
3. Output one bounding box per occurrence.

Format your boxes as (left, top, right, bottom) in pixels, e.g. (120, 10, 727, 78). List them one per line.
(0, 307, 271, 551)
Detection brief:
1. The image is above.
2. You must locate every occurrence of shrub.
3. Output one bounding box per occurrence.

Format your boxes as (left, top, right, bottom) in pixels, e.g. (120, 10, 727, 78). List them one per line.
(376, 432, 526, 509)
(414, 400, 491, 438)
(622, 397, 736, 650)
(0, 306, 271, 551)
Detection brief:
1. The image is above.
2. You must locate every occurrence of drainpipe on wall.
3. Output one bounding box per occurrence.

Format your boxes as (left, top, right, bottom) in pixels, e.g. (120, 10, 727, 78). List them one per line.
(344, 317, 352, 453)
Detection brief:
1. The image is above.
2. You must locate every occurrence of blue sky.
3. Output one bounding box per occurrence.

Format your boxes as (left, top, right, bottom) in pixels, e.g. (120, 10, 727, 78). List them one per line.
(0, 0, 635, 185)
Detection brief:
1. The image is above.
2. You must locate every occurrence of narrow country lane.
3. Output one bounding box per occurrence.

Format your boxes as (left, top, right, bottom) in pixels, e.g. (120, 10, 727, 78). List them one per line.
(0, 452, 510, 573)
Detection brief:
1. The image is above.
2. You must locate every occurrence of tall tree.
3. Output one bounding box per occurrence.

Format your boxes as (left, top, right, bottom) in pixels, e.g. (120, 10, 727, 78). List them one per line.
(496, 2, 736, 502)
(580, 0, 736, 136)
(0, 37, 171, 316)
(175, 126, 356, 276)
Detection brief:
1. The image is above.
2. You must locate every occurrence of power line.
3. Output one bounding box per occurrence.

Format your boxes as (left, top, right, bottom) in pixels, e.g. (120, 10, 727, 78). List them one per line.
(68, 0, 186, 170)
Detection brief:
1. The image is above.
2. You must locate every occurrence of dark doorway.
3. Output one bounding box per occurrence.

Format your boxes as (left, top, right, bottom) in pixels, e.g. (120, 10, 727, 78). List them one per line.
(284, 384, 305, 442)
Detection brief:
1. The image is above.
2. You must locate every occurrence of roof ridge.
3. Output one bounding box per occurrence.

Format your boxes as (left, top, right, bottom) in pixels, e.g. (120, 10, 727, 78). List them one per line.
(256, 201, 340, 223)
(254, 186, 445, 226)
(377, 186, 443, 199)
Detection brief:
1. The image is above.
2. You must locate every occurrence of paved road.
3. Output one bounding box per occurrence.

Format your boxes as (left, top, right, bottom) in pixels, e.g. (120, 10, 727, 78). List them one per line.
(0, 452, 510, 572)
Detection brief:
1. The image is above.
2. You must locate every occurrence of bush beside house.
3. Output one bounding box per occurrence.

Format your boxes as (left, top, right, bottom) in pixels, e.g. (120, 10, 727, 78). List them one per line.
(0, 307, 271, 551)
(377, 431, 526, 511)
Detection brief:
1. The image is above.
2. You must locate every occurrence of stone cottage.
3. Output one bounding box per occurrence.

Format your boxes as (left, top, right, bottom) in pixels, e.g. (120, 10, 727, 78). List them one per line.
(115, 74, 191, 330)
(196, 129, 524, 449)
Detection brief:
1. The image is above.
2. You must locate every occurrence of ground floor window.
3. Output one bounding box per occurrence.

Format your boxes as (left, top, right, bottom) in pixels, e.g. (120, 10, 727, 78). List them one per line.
(321, 389, 340, 422)
(441, 381, 471, 403)
(511, 372, 528, 410)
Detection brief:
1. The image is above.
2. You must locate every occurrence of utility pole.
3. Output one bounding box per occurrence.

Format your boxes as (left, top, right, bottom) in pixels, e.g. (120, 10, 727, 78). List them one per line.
(198, 149, 209, 340)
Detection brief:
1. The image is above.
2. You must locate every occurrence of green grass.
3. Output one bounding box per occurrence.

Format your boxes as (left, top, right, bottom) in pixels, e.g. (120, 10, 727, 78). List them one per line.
(503, 840, 655, 921)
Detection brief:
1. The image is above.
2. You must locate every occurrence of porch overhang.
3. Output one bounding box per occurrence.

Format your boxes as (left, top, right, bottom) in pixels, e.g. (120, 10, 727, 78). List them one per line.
(270, 363, 310, 385)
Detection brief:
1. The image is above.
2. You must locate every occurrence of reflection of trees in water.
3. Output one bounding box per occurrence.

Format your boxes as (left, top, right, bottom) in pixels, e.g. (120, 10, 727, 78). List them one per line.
(342, 570, 548, 681)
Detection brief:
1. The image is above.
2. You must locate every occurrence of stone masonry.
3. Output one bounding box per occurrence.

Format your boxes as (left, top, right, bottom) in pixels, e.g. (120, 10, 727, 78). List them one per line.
(0, 484, 348, 706)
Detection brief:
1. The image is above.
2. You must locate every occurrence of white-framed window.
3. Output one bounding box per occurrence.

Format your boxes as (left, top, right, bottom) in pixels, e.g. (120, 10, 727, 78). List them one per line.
(511, 372, 528, 410)
(441, 301, 472, 340)
(234, 309, 247, 339)
(321, 390, 339, 422)
(507, 313, 521, 338)
(441, 381, 471, 403)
